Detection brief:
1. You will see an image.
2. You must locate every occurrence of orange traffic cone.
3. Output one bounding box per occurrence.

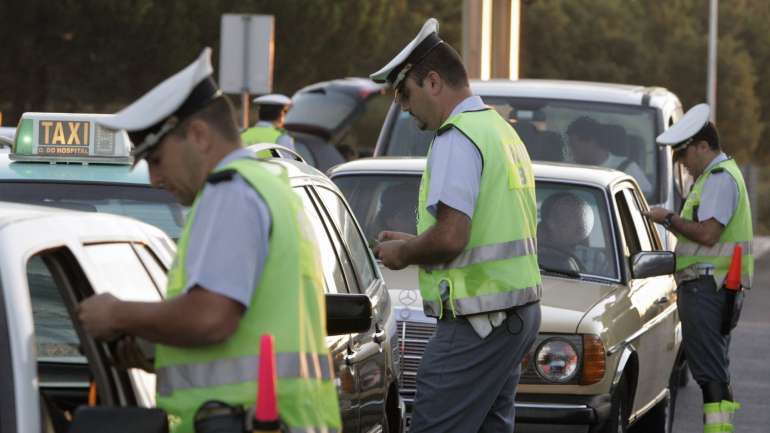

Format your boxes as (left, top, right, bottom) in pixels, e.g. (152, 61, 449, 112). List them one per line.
(253, 334, 282, 433)
(724, 245, 742, 292)
(721, 245, 744, 335)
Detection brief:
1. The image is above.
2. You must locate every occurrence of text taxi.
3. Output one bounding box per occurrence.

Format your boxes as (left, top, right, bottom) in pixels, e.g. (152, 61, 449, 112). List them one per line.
(3, 113, 183, 240)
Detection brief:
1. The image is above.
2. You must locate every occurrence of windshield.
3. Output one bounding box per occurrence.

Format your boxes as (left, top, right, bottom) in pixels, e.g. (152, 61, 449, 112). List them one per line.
(333, 174, 618, 280)
(383, 98, 660, 203)
(0, 182, 184, 239)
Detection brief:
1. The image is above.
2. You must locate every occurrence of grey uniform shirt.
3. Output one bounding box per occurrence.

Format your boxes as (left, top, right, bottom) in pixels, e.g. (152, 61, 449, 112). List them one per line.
(183, 148, 272, 307)
(697, 152, 738, 225)
(255, 120, 295, 151)
(425, 95, 504, 338)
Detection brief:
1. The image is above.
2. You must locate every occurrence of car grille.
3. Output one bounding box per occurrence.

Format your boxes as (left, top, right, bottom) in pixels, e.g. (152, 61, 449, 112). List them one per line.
(396, 320, 435, 405)
(396, 320, 565, 407)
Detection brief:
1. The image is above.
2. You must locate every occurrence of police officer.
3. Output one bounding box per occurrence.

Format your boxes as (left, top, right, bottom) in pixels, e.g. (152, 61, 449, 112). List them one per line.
(371, 18, 541, 433)
(645, 104, 753, 433)
(241, 93, 295, 151)
(77, 48, 340, 433)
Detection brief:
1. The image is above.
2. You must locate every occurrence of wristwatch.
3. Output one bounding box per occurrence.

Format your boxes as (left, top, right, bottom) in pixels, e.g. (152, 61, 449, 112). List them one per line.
(662, 212, 675, 229)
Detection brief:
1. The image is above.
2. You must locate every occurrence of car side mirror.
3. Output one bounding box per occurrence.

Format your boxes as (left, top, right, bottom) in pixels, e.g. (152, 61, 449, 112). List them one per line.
(68, 407, 168, 433)
(631, 251, 676, 279)
(326, 293, 372, 336)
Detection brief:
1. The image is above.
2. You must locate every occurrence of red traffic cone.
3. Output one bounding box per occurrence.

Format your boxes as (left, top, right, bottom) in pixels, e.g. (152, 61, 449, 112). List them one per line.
(253, 334, 281, 432)
(724, 245, 742, 292)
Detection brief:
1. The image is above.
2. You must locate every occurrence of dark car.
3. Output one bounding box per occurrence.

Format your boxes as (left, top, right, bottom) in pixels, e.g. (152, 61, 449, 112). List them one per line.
(285, 77, 386, 171)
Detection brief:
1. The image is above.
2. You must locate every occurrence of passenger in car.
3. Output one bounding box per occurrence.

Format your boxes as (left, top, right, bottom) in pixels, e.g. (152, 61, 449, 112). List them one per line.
(538, 192, 608, 275)
(566, 116, 653, 196)
(376, 182, 419, 236)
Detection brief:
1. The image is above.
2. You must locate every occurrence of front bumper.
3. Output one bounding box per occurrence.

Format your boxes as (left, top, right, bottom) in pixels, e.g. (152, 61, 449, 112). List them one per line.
(515, 393, 611, 431)
(403, 393, 612, 432)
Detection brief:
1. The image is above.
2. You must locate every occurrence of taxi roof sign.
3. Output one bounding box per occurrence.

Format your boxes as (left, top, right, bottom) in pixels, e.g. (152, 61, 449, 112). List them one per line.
(11, 113, 132, 165)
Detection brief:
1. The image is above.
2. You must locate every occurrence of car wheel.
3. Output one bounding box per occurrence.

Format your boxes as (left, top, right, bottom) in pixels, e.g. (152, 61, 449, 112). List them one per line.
(599, 376, 630, 433)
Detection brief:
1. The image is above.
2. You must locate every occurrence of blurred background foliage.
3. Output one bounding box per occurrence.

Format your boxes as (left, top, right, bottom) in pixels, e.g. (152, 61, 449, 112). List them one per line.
(1, 0, 768, 229)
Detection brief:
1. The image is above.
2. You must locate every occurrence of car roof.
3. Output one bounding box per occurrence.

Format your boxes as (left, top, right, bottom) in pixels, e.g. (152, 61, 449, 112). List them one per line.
(0, 201, 164, 239)
(0, 153, 151, 185)
(328, 157, 633, 189)
(470, 79, 677, 108)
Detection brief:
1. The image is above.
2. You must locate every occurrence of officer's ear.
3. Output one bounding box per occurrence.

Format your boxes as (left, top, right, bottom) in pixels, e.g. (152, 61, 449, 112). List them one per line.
(185, 118, 213, 154)
(425, 70, 443, 96)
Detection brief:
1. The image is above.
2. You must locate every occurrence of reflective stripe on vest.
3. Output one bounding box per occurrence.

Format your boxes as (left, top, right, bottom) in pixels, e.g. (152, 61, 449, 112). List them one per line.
(417, 109, 541, 318)
(157, 352, 333, 397)
(675, 158, 753, 288)
(427, 237, 537, 271)
(422, 285, 540, 318)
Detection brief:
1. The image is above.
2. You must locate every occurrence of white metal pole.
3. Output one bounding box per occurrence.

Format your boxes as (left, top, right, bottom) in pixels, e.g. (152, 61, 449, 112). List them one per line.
(707, 0, 718, 122)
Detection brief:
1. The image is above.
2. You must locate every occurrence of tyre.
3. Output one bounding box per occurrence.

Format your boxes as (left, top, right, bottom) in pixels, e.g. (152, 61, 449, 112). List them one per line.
(598, 375, 630, 433)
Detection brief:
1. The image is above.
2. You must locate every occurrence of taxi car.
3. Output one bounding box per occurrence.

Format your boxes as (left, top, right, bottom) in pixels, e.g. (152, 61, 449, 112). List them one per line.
(2, 113, 405, 433)
(0, 203, 376, 433)
(373, 79, 688, 249)
(2, 113, 183, 240)
(330, 157, 687, 433)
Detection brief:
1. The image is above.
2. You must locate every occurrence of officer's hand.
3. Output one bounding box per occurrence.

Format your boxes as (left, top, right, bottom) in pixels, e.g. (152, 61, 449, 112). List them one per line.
(377, 230, 415, 242)
(374, 240, 409, 270)
(643, 207, 670, 224)
(78, 293, 122, 341)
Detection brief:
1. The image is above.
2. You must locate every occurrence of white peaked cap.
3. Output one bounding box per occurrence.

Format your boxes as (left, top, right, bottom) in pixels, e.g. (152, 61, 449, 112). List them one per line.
(253, 94, 292, 106)
(370, 18, 443, 87)
(656, 103, 711, 149)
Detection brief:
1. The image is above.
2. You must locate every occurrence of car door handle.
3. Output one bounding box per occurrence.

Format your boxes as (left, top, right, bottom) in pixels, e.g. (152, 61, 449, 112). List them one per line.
(345, 342, 381, 365)
(373, 328, 386, 345)
(654, 296, 669, 305)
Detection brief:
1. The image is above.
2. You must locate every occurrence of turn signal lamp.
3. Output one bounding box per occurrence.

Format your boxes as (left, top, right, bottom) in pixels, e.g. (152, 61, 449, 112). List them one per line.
(580, 335, 606, 385)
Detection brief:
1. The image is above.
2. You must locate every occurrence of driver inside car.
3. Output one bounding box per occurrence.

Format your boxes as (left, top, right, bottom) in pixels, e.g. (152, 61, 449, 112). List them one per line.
(538, 192, 608, 275)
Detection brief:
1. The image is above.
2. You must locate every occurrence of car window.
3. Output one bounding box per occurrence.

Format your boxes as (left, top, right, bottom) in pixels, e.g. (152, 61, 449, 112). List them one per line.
(0, 182, 184, 239)
(622, 188, 654, 251)
(83, 243, 163, 300)
(133, 244, 168, 292)
(295, 187, 349, 294)
(384, 97, 661, 204)
(332, 174, 420, 245)
(315, 186, 377, 290)
(537, 183, 618, 279)
(615, 190, 642, 257)
(27, 255, 82, 361)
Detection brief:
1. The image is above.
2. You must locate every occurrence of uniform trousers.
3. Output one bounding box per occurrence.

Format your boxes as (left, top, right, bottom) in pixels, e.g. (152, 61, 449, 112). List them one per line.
(409, 301, 541, 433)
(677, 276, 732, 386)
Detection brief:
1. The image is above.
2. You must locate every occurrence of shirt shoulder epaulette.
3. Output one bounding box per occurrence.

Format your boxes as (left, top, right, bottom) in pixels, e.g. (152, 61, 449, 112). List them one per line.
(207, 169, 237, 184)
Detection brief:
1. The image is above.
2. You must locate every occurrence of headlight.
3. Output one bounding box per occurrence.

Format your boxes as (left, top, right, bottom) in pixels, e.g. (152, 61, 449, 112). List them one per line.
(535, 338, 579, 383)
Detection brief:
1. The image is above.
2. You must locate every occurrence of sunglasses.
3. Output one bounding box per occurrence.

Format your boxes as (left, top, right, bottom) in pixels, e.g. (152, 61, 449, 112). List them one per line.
(672, 138, 695, 161)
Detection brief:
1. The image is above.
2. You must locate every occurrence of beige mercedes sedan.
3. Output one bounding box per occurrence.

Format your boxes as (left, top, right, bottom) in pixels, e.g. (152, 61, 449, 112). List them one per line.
(330, 157, 686, 433)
